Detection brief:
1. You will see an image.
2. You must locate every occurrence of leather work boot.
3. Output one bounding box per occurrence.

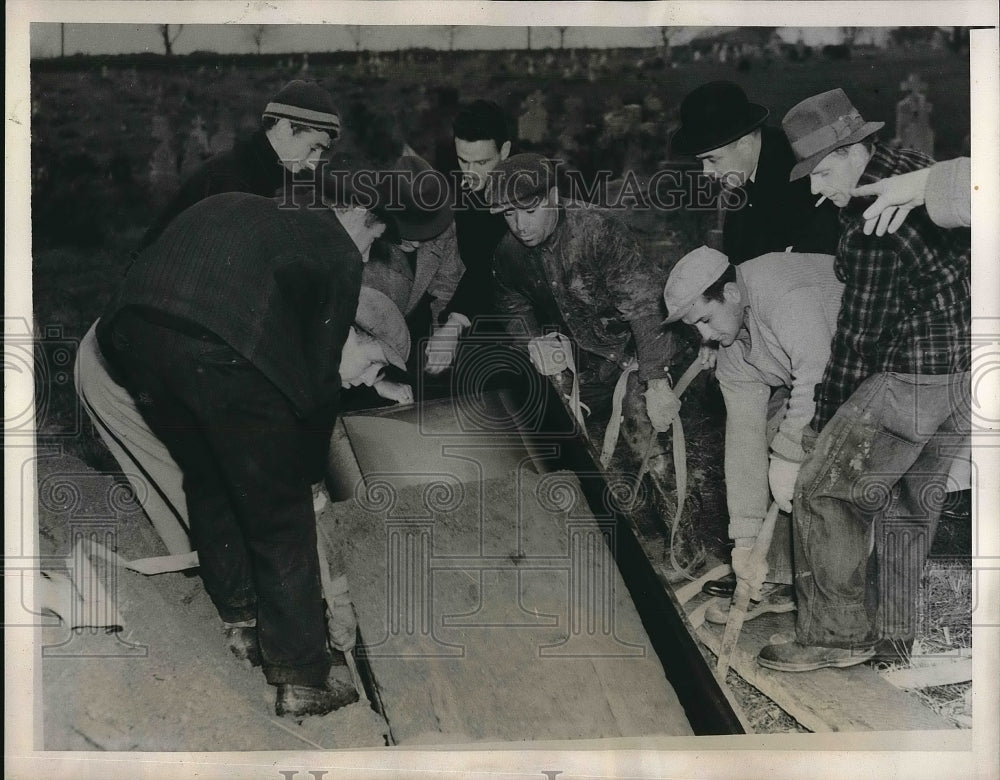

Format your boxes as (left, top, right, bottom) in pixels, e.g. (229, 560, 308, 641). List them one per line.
(757, 640, 875, 672)
(223, 622, 262, 668)
(702, 572, 737, 598)
(275, 679, 359, 720)
(704, 584, 795, 625)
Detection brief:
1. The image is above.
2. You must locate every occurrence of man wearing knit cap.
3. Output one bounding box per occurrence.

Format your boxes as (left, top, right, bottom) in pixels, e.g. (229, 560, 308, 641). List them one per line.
(75, 79, 342, 555)
(663, 246, 844, 624)
(96, 182, 413, 720)
(672, 81, 840, 265)
(756, 89, 970, 672)
(488, 152, 681, 447)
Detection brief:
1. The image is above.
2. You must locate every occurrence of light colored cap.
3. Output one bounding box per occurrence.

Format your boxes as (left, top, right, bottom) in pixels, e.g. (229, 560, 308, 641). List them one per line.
(354, 286, 410, 370)
(662, 246, 731, 324)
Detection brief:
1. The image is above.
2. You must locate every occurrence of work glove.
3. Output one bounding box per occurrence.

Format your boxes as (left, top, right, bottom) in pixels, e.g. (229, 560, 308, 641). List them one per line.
(312, 482, 329, 514)
(643, 378, 681, 432)
(374, 379, 414, 404)
(698, 343, 718, 371)
(424, 313, 468, 375)
(801, 424, 820, 456)
(768, 455, 800, 513)
(326, 574, 358, 653)
(527, 332, 576, 376)
(731, 539, 767, 602)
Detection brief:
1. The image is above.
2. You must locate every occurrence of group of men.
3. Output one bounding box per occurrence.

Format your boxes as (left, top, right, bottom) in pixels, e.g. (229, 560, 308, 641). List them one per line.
(78, 74, 971, 721)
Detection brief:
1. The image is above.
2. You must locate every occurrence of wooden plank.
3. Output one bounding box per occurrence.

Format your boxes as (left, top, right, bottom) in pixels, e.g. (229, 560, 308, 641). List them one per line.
(882, 659, 973, 690)
(681, 595, 955, 732)
(319, 469, 694, 745)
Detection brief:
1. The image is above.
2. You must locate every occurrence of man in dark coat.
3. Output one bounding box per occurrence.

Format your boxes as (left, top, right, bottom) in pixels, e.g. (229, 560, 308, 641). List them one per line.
(424, 100, 513, 374)
(140, 79, 340, 249)
(97, 186, 411, 720)
(671, 81, 840, 264)
(75, 80, 341, 555)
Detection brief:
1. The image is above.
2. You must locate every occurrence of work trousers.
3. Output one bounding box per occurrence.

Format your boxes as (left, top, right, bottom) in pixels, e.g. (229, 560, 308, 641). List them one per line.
(76, 321, 192, 553)
(100, 310, 333, 686)
(794, 371, 970, 647)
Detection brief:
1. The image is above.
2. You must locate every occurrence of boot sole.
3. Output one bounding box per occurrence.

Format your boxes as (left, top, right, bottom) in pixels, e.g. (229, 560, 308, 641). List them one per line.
(757, 649, 875, 672)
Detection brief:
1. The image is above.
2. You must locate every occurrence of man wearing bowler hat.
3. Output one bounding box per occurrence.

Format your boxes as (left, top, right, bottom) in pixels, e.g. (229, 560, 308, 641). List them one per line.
(487, 153, 682, 452)
(756, 89, 970, 672)
(672, 81, 840, 265)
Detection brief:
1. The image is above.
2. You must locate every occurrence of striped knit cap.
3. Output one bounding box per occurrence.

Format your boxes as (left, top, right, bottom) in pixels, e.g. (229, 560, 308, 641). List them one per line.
(262, 80, 340, 136)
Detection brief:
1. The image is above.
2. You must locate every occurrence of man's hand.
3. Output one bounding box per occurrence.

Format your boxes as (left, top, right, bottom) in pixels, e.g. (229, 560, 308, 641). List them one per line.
(698, 343, 718, 371)
(425, 313, 469, 375)
(731, 540, 767, 601)
(374, 379, 414, 404)
(851, 167, 931, 236)
(644, 377, 681, 432)
(768, 455, 800, 513)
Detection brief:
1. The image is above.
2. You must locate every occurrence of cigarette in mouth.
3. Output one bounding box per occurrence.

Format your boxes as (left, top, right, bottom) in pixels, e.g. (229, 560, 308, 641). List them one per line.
(815, 195, 827, 207)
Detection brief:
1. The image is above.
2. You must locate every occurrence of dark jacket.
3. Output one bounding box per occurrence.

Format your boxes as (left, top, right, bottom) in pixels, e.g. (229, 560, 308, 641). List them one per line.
(723, 126, 841, 264)
(101, 192, 363, 419)
(441, 186, 509, 324)
(493, 201, 671, 383)
(139, 129, 288, 250)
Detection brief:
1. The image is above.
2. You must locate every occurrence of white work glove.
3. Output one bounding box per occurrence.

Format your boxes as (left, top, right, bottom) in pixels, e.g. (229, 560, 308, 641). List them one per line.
(527, 332, 575, 376)
(698, 343, 718, 371)
(312, 482, 329, 514)
(731, 540, 767, 602)
(424, 313, 468, 375)
(326, 574, 357, 653)
(768, 455, 800, 513)
(374, 379, 413, 404)
(643, 377, 681, 432)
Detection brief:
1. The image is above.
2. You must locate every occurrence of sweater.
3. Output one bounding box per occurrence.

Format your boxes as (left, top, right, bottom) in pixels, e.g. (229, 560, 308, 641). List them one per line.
(715, 252, 844, 539)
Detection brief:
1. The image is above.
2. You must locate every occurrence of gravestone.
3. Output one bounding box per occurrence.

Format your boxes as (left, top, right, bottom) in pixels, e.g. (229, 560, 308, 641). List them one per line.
(180, 114, 211, 177)
(517, 90, 549, 145)
(148, 114, 179, 193)
(895, 73, 934, 156)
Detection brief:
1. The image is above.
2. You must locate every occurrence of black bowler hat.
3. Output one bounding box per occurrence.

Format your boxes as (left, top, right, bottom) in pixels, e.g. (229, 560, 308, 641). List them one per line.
(671, 81, 769, 156)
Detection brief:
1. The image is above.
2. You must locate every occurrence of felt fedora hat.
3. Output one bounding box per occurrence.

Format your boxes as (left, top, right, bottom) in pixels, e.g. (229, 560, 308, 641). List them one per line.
(389, 155, 454, 242)
(783, 88, 884, 181)
(671, 81, 769, 156)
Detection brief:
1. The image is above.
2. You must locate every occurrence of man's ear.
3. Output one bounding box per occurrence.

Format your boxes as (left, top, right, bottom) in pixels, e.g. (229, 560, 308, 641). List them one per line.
(547, 185, 559, 205)
(499, 140, 512, 161)
(723, 281, 742, 304)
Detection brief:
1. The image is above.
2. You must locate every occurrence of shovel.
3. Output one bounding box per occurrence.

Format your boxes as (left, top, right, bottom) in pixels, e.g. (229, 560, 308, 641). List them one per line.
(716, 501, 781, 677)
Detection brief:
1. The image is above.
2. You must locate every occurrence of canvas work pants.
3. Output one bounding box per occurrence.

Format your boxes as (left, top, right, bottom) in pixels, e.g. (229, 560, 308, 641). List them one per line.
(794, 371, 970, 648)
(76, 321, 192, 554)
(99, 310, 333, 686)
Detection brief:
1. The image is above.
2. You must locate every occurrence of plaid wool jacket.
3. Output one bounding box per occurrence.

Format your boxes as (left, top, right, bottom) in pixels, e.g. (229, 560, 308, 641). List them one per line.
(811, 143, 971, 432)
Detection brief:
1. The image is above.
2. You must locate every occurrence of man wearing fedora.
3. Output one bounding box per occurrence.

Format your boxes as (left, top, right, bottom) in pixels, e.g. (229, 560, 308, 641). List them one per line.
(488, 153, 682, 448)
(76, 79, 345, 554)
(756, 89, 970, 672)
(96, 177, 414, 719)
(662, 246, 844, 625)
(671, 81, 840, 265)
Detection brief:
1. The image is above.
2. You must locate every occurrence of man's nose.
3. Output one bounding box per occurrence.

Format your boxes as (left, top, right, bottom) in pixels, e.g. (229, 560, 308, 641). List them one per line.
(702, 161, 715, 176)
(809, 176, 821, 195)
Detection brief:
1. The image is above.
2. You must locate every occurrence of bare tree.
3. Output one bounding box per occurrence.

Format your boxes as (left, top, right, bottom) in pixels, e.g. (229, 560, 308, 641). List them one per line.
(347, 25, 364, 53)
(841, 27, 859, 53)
(159, 24, 184, 56)
(526, 27, 532, 51)
(446, 26, 460, 52)
(557, 27, 568, 49)
(659, 26, 680, 62)
(248, 25, 269, 56)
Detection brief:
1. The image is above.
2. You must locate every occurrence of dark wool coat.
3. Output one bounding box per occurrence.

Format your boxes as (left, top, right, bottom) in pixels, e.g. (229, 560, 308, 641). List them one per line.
(101, 192, 363, 419)
(722, 126, 841, 264)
